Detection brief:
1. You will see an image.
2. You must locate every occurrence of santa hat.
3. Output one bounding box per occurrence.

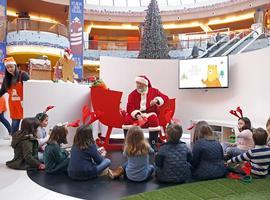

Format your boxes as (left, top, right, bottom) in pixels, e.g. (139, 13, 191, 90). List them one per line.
(135, 75, 152, 87)
(64, 48, 73, 59)
(3, 57, 16, 66)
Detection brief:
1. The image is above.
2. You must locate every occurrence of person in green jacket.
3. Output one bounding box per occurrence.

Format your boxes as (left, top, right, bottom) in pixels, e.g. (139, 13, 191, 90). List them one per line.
(43, 124, 69, 174)
(6, 118, 45, 170)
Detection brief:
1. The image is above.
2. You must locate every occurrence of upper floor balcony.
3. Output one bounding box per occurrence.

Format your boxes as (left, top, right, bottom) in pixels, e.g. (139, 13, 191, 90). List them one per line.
(7, 18, 69, 50)
(84, 27, 270, 60)
(5, 18, 270, 61)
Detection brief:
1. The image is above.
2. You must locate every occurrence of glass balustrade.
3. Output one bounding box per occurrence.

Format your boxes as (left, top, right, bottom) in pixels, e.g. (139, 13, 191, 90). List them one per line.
(7, 18, 68, 38)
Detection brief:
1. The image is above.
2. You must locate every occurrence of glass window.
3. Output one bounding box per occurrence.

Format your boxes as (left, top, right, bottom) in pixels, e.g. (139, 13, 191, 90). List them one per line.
(196, 0, 209, 3)
(114, 0, 127, 7)
(168, 0, 181, 6)
(100, 0, 113, 6)
(86, 0, 99, 5)
(141, 0, 151, 6)
(86, 0, 228, 9)
(127, 0, 140, 7)
(157, 0, 168, 6)
(181, 0, 195, 5)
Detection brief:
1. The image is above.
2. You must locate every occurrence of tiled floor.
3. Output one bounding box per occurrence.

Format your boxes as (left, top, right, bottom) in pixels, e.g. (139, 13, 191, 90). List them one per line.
(0, 139, 80, 200)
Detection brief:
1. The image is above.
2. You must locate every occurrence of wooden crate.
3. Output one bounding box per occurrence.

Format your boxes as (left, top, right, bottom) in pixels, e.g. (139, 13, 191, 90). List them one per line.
(29, 58, 52, 80)
(30, 69, 52, 80)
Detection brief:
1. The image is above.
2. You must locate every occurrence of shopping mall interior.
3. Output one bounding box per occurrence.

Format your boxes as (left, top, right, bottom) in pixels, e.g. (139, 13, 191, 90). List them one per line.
(0, 0, 270, 199)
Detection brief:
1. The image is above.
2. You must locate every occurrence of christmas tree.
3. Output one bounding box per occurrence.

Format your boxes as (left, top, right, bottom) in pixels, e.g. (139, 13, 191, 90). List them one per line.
(138, 0, 170, 59)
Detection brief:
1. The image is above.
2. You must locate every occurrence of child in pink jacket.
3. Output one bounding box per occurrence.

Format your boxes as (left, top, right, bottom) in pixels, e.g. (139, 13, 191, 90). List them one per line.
(226, 117, 254, 159)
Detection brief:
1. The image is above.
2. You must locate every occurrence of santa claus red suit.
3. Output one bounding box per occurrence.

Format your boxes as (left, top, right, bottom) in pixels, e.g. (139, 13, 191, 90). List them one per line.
(122, 75, 168, 149)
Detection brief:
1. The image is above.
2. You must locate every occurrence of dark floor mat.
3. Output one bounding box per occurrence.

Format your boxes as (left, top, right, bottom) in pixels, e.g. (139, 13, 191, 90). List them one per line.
(27, 151, 176, 200)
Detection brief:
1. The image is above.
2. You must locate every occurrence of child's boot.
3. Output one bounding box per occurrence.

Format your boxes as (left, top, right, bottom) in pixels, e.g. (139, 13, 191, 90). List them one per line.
(149, 131, 159, 152)
(108, 166, 124, 179)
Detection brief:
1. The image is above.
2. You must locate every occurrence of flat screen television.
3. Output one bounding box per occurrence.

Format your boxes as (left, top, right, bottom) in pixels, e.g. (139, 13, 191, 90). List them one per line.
(178, 56, 229, 89)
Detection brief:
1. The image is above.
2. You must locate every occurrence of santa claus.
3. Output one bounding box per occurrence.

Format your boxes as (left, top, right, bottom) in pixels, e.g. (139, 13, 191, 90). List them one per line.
(122, 75, 168, 151)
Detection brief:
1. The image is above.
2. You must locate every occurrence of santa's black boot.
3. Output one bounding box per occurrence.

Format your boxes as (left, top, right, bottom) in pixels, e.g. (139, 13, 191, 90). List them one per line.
(149, 131, 159, 152)
(123, 129, 128, 138)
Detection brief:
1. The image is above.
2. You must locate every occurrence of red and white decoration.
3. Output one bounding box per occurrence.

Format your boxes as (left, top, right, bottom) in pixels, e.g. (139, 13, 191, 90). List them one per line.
(70, 17, 83, 55)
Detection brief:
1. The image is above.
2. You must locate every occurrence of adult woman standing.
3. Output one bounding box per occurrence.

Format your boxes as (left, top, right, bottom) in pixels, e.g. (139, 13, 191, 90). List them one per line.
(0, 57, 29, 135)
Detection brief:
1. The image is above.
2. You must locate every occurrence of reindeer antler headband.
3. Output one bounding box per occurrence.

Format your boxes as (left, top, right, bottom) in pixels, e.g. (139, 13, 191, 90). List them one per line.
(36, 105, 55, 121)
(229, 106, 243, 119)
(67, 105, 103, 128)
(44, 105, 55, 113)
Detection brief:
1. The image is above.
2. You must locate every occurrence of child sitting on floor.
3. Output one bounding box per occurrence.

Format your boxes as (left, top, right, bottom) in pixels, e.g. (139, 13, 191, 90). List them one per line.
(108, 126, 155, 182)
(227, 128, 270, 178)
(155, 123, 192, 183)
(35, 112, 50, 162)
(266, 118, 270, 146)
(43, 124, 69, 174)
(225, 117, 254, 159)
(192, 124, 227, 180)
(6, 118, 45, 170)
(68, 125, 111, 180)
(192, 120, 208, 144)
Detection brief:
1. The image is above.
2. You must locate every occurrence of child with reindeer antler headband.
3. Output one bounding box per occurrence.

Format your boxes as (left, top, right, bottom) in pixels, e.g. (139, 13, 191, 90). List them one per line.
(225, 106, 254, 160)
(35, 106, 55, 162)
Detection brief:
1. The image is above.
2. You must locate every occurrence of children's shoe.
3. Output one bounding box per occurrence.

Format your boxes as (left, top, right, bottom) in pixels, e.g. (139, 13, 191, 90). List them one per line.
(108, 166, 124, 179)
(108, 169, 113, 179)
(99, 167, 109, 177)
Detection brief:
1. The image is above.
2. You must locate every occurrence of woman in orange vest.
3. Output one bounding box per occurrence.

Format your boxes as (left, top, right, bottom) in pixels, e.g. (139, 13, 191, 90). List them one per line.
(0, 96, 11, 136)
(0, 57, 29, 135)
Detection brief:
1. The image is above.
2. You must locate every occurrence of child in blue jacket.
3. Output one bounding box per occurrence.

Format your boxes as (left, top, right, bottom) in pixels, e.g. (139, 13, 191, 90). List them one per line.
(155, 123, 192, 183)
(68, 125, 111, 180)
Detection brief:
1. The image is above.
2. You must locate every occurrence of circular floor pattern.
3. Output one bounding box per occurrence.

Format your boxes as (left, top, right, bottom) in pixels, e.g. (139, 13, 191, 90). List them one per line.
(27, 151, 175, 200)
(0, 164, 21, 190)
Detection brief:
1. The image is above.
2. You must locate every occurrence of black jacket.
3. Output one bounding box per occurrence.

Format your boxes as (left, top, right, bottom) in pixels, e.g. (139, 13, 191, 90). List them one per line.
(0, 70, 29, 97)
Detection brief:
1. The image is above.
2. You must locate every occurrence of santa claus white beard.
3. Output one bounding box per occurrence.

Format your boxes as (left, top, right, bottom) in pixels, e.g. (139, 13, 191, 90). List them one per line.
(137, 87, 147, 94)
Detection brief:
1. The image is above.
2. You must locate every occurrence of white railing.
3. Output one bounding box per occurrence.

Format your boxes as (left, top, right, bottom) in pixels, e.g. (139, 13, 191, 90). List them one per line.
(85, 0, 234, 12)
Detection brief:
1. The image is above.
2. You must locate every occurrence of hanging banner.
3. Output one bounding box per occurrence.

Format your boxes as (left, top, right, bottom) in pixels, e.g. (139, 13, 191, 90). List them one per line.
(69, 0, 84, 79)
(0, 0, 6, 72)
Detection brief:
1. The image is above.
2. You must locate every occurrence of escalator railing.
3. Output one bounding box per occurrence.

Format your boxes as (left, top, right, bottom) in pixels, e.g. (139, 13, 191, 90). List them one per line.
(237, 32, 264, 54)
(210, 32, 244, 57)
(222, 29, 257, 56)
(198, 35, 229, 58)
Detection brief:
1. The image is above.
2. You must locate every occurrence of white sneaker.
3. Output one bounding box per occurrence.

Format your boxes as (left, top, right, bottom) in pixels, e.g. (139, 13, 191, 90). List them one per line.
(3, 135, 12, 140)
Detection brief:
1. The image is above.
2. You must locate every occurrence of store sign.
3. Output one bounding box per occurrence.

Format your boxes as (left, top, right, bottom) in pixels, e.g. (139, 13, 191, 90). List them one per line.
(70, 0, 84, 79)
(0, 0, 6, 72)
